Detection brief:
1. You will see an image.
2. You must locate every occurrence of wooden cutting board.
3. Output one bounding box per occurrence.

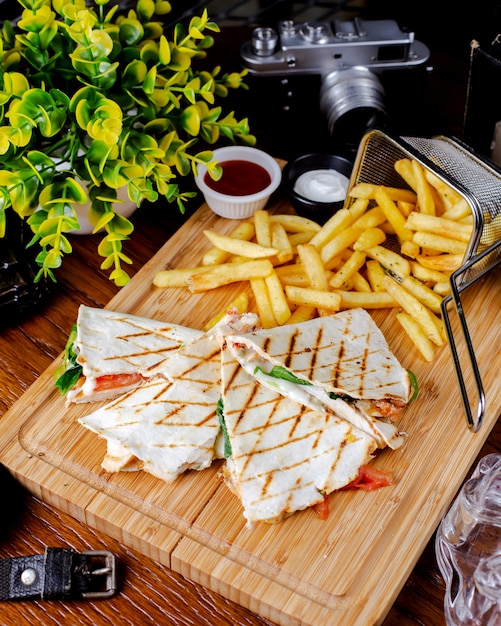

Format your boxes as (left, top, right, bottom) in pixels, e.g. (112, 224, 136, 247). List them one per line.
(0, 196, 500, 626)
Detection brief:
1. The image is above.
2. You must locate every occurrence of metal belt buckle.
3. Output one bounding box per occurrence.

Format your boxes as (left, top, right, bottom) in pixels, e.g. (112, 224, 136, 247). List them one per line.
(79, 550, 117, 599)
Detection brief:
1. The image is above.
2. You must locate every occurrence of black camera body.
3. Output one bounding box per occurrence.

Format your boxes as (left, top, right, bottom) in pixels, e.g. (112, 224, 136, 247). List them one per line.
(240, 19, 430, 157)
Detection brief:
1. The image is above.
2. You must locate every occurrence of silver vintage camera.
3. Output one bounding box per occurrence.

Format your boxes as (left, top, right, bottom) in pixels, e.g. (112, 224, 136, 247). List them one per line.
(241, 18, 430, 149)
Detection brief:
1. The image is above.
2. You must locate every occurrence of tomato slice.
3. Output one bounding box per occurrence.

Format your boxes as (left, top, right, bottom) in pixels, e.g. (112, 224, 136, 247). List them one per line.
(94, 372, 144, 392)
(313, 493, 330, 521)
(312, 465, 393, 520)
(340, 464, 393, 491)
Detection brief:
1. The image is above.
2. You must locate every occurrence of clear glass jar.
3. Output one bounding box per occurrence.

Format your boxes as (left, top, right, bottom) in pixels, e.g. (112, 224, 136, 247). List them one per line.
(436, 453, 501, 625)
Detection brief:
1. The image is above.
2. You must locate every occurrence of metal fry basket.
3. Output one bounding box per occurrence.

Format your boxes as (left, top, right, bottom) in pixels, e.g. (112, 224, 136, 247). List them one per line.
(350, 130, 501, 431)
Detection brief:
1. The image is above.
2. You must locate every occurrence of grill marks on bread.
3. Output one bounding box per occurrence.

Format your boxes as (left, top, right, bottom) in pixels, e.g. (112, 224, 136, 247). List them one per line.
(234, 310, 409, 402)
(78, 331, 222, 482)
(221, 345, 376, 524)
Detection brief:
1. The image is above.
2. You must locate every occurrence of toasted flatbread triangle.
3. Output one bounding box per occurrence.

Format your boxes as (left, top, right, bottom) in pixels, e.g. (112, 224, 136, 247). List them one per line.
(220, 345, 377, 525)
(226, 308, 410, 403)
(78, 331, 222, 482)
(68, 306, 201, 403)
(76, 305, 202, 379)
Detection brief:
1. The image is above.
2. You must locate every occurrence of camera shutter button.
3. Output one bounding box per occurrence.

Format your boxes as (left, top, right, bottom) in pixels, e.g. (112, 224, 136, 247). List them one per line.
(300, 22, 329, 43)
(251, 28, 278, 57)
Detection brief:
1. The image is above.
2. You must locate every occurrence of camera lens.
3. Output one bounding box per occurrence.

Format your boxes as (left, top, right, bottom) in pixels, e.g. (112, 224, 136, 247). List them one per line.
(320, 67, 386, 150)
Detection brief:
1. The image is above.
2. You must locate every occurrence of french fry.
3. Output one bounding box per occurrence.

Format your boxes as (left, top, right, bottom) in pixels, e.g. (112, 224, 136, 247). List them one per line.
(382, 275, 443, 346)
(415, 253, 464, 272)
(351, 206, 386, 229)
(424, 169, 463, 210)
(203, 230, 278, 259)
(276, 263, 335, 285)
(297, 242, 332, 315)
(187, 259, 274, 293)
(410, 261, 451, 284)
(284, 305, 317, 324)
(349, 181, 417, 203)
(347, 197, 372, 221)
(433, 281, 451, 296)
(412, 231, 468, 255)
(202, 292, 249, 331)
(352, 271, 372, 293)
(254, 209, 272, 247)
(297, 244, 329, 290)
(397, 200, 415, 217)
(335, 290, 398, 309)
(441, 198, 472, 221)
(411, 159, 435, 215)
(379, 221, 397, 235)
(394, 158, 417, 190)
(309, 198, 369, 252)
(270, 214, 321, 233)
(400, 240, 420, 259)
(308, 208, 354, 250)
(274, 263, 306, 278)
(396, 311, 436, 362)
(288, 230, 317, 248)
(353, 227, 386, 251)
(405, 212, 473, 242)
(320, 225, 364, 266)
(374, 185, 413, 242)
(251, 277, 276, 329)
(275, 273, 312, 287)
(329, 250, 366, 289)
(202, 221, 255, 266)
(365, 259, 387, 292)
(265, 270, 292, 325)
(270, 221, 294, 264)
(427, 184, 447, 215)
(153, 265, 214, 288)
(285, 285, 341, 312)
(401, 275, 443, 314)
(365, 245, 411, 280)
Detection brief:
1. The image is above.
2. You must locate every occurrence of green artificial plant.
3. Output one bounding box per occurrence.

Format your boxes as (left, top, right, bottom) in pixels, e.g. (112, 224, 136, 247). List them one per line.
(0, 0, 255, 285)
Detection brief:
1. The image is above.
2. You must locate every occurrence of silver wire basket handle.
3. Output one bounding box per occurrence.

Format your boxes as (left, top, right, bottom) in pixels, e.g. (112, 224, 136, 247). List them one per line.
(441, 239, 501, 431)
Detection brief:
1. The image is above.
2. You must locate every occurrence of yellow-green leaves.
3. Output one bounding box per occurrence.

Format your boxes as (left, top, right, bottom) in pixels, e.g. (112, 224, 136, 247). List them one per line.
(71, 87, 123, 145)
(158, 34, 170, 64)
(53, 0, 86, 20)
(0, 0, 254, 285)
(7, 88, 69, 141)
(0, 73, 30, 105)
(118, 16, 144, 47)
(180, 104, 200, 136)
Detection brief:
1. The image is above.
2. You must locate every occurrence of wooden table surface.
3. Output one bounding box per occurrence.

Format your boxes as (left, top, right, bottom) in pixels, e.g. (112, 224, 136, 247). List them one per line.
(0, 198, 499, 626)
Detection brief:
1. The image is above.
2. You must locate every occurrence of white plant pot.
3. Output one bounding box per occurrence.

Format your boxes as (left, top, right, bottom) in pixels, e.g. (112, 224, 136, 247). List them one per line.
(71, 185, 138, 235)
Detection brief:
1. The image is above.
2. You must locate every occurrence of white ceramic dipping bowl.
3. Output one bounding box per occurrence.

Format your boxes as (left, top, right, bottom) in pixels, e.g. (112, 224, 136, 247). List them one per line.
(194, 146, 282, 219)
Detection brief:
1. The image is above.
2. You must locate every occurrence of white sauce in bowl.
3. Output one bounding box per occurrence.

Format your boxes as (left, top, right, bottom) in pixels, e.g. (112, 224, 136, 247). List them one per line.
(293, 169, 349, 203)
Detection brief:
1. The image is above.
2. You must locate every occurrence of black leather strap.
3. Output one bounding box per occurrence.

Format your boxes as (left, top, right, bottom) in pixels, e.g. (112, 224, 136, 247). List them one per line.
(0, 548, 116, 601)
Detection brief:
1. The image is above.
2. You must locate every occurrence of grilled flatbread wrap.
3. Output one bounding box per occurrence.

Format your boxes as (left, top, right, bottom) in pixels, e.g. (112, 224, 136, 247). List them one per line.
(226, 308, 411, 450)
(219, 343, 377, 526)
(78, 311, 260, 479)
(60, 305, 201, 404)
(78, 327, 222, 481)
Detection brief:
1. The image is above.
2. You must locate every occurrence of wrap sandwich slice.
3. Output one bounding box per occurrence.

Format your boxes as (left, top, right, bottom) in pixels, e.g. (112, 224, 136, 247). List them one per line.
(56, 305, 201, 404)
(226, 308, 415, 450)
(78, 311, 260, 479)
(218, 341, 378, 526)
(78, 325, 223, 481)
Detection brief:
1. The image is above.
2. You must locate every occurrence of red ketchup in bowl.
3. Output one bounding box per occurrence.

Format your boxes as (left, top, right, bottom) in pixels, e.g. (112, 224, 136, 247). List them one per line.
(203, 160, 271, 196)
